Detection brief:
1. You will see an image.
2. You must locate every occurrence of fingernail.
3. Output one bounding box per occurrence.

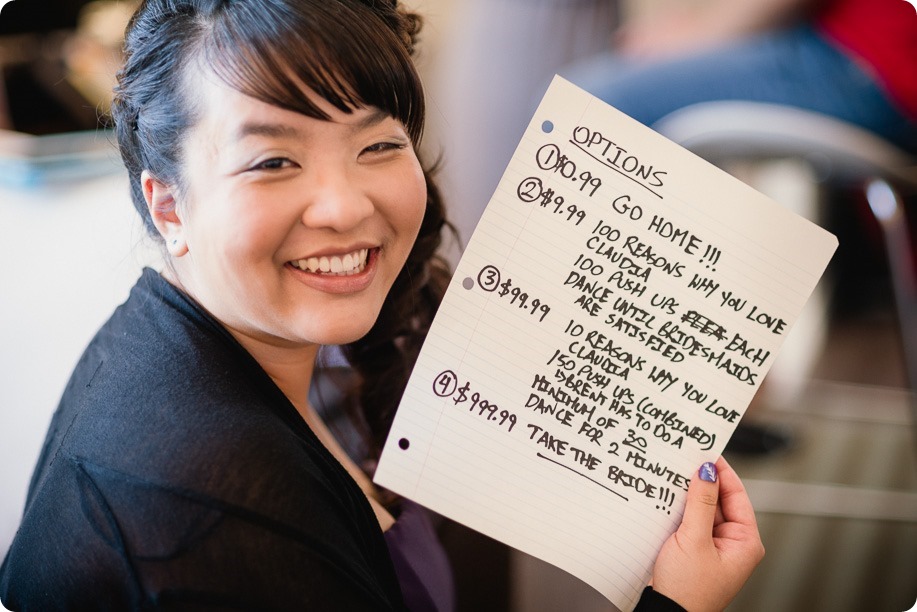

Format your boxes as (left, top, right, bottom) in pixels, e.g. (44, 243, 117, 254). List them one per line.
(699, 462, 718, 483)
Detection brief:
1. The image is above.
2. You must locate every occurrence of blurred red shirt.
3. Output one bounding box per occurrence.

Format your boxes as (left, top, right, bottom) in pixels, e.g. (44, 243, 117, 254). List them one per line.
(818, 0, 917, 120)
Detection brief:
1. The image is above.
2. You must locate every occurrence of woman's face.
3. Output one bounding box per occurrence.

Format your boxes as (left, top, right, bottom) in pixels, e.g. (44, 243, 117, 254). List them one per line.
(153, 72, 427, 350)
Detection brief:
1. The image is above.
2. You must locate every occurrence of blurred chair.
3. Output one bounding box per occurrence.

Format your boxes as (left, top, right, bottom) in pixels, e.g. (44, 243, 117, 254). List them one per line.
(654, 101, 917, 416)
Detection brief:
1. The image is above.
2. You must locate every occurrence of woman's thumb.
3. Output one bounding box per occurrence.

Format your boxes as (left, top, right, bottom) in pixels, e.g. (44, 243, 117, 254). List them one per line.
(679, 461, 720, 538)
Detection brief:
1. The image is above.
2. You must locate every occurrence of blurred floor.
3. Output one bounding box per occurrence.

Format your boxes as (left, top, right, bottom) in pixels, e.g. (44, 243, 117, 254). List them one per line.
(726, 309, 916, 612)
(509, 305, 917, 612)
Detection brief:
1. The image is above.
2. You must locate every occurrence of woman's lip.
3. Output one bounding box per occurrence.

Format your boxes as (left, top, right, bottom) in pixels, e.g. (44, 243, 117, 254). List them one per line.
(285, 248, 379, 294)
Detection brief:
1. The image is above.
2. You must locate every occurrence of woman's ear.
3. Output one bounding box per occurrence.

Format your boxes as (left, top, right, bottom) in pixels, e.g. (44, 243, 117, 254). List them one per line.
(141, 170, 188, 257)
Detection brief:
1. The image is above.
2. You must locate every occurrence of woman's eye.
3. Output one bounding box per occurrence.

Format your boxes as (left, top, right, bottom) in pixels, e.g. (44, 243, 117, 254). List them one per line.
(252, 157, 294, 171)
(362, 141, 406, 155)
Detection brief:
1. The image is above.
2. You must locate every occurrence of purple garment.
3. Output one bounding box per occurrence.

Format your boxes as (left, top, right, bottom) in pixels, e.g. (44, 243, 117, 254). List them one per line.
(384, 500, 455, 612)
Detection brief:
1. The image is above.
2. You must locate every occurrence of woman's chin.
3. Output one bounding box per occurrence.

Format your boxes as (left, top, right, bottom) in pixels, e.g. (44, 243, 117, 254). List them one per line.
(303, 317, 378, 348)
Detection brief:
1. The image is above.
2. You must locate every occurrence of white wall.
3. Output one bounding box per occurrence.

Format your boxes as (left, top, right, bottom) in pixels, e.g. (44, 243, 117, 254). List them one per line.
(0, 160, 157, 558)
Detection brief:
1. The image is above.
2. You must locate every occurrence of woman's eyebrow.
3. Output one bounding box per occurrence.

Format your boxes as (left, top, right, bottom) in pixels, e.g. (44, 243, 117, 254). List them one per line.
(231, 109, 393, 142)
(352, 108, 391, 132)
(233, 121, 302, 141)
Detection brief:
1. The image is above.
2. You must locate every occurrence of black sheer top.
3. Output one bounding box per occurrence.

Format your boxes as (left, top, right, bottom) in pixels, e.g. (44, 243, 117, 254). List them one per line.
(0, 269, 405, 610)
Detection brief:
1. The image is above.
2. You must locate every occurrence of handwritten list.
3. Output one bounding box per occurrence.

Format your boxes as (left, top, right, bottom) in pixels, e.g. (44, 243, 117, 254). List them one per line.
(374, 76, 838, 611)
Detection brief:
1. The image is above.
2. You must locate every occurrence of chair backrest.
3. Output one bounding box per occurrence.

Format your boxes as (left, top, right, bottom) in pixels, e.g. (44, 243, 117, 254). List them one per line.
(654, 101, 917, 396)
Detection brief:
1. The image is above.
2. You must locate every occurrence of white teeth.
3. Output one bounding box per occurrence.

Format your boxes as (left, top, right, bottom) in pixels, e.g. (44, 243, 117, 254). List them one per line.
(293, 248, 369, 275)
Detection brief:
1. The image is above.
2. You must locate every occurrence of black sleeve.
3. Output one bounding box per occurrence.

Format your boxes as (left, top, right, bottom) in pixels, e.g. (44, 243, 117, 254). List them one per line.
(1, 273, 404, 611)
(634, 586, 687, 612)
(0, 455, 400, 611)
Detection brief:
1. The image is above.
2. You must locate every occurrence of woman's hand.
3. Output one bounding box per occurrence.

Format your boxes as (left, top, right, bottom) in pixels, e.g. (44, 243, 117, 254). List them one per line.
(652, 457, 765, 611)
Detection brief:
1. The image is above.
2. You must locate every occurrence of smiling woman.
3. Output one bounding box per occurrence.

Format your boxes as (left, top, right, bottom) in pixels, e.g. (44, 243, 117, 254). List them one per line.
(0, 0, 452, 609)
(0, 0, 764, 610)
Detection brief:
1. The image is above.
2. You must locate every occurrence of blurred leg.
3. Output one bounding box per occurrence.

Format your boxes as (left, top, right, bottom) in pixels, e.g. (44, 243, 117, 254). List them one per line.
(561, 24, 917, 152)
(430, 0, 618, 250)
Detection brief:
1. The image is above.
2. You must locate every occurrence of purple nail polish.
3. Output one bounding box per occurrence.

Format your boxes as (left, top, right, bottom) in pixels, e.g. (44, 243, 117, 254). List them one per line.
(699, 462, 718, 483)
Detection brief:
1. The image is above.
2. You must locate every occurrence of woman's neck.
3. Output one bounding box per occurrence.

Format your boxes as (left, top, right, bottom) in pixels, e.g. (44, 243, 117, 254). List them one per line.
(158, 267, 319, 412)
(229, 331, 320, 420)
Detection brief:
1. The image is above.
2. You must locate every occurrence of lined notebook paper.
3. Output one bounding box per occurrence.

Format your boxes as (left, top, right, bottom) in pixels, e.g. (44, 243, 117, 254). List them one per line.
(374, 76, 838, 611)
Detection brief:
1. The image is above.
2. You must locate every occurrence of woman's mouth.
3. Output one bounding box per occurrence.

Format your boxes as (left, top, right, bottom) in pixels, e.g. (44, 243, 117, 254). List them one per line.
(289, 248, 370, 276)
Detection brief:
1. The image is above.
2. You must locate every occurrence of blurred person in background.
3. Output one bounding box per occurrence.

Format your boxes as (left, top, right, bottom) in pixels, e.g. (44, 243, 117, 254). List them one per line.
(561, 0, 917, 151)
(434, 0, 915, 244)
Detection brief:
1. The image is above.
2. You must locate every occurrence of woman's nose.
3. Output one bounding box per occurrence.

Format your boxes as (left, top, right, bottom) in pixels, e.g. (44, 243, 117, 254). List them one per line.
(300, 173, 374, 232)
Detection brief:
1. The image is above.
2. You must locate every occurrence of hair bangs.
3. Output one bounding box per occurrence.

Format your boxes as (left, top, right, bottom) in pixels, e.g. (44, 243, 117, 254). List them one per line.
(203, 0, 425, 143)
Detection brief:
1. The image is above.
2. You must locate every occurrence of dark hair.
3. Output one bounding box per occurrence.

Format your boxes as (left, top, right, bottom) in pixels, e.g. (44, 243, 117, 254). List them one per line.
(112, 0, 452, 459)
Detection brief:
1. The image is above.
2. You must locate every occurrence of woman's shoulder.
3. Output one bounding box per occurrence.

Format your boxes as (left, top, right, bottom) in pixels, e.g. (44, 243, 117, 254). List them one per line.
(2, 388, 390, 609)
(32, 268, 354, 531)
(56, 270, 294, 456)
(2, 437, 400, 610)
